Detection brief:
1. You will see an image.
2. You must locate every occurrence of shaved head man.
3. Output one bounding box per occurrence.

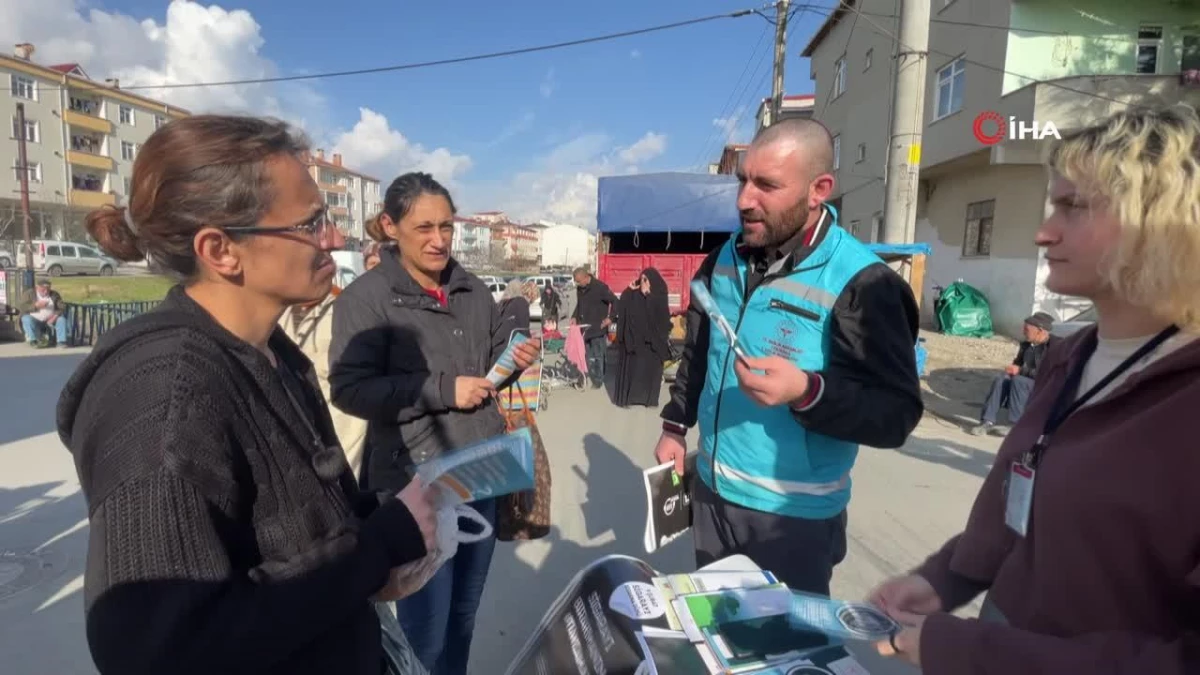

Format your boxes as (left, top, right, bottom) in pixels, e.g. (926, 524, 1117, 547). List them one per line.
(654, 118, 923, 598)
(736, 118, 836, 249)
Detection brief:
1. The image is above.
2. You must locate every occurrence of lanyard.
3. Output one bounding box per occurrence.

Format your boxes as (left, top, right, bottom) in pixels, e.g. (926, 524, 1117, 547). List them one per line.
(1025, 324, 1179, 469)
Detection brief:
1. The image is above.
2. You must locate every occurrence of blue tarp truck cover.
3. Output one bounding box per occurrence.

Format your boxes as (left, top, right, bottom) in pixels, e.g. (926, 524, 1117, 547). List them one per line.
(597, 173, 741, 234)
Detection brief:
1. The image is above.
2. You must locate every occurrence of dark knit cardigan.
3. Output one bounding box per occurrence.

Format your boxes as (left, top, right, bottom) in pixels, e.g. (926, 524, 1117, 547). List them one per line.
(56, 285, 427, 675)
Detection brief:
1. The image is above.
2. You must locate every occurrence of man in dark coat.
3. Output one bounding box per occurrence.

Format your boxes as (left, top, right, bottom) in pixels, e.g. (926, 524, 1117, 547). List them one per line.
(569, 267, 618, 388)
(970, 311, 1058, 436)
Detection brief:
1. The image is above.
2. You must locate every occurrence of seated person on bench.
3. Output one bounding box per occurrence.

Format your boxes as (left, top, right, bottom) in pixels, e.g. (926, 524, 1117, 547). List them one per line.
(970, 311, 1057, 436)
(20, 278, 68, 348)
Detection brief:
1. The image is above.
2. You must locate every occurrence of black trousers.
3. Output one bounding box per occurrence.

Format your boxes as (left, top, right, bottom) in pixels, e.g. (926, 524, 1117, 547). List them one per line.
(692, 477, 848, 596)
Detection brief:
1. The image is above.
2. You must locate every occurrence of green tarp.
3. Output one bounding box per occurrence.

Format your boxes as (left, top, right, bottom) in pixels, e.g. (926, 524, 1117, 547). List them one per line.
(935, 281, 994, 338)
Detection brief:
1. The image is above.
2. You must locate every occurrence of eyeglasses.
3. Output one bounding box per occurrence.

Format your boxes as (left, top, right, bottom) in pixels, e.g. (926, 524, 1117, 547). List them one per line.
(225, 209, 337, 243)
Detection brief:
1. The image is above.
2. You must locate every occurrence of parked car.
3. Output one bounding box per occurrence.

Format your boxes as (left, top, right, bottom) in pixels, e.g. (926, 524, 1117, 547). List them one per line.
(0, 245, 12, 268)
(16, 239, 118, 276)
(1052, 306, 1096, 338)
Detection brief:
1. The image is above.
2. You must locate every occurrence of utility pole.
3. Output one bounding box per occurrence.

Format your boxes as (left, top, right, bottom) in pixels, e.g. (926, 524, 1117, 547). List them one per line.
(881, 0, 930, 246)
(770, 0, 791, 125)
(15, 103, 35, 287)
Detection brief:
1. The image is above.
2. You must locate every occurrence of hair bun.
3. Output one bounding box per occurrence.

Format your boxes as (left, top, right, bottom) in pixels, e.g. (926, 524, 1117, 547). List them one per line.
(85, 205, 145, 263)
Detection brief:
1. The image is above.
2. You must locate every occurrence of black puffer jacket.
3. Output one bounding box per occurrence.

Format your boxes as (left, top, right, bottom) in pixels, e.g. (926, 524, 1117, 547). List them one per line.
(328, 249, 509, 493)
(571, 279, 619, 340)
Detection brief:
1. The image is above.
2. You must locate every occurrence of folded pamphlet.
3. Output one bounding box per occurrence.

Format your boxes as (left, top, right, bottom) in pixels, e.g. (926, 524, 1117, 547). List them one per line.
(642, 454, 697, 554)
(690, 281, 748, 360)
(487, 332, 531, 387)
(414, 427, 536, 509)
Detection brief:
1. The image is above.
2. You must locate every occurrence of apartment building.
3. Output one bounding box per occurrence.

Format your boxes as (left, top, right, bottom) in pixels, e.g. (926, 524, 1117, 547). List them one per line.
(451, 216, 496, 265)
(804, 0, 1200, 335)
(2, 43, 188, 244)
(304, 149, 381, 243)
(709, 95, 817, 175)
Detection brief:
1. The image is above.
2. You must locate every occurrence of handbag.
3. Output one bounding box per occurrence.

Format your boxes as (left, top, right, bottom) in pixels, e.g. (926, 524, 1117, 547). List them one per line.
(496, 380, 552, 541)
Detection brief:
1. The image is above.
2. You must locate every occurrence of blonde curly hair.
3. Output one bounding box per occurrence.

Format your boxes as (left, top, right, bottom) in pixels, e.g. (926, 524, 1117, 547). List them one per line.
(1046, 104, 1200, 331)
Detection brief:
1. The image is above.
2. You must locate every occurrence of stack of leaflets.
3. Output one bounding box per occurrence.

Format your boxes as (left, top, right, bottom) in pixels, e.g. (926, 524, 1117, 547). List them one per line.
(505, 556, 892, 675)
(641, 453, 698, 554)
(414, 427, 536, 509)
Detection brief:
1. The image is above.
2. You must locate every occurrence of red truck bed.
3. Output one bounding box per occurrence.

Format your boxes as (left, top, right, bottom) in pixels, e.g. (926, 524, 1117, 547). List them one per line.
(598, 253, 709, 315)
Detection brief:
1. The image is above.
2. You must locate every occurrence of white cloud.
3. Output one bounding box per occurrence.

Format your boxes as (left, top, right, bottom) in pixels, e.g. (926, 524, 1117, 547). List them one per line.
(712, 105, 752, 144)
(618, 132, 667, 165)
(539, 68, 556, 99)
(331, 108, 473, 187)
(630, 49, 642, 59)
(0, 0, 324, 127)
(473, 131, 668, 228)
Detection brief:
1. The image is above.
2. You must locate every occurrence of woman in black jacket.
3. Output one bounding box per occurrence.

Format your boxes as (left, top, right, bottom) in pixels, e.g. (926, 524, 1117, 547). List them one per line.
(55, 115, 436, 675)
(328, 172, 540, 675)
(611, 267, 672, 407)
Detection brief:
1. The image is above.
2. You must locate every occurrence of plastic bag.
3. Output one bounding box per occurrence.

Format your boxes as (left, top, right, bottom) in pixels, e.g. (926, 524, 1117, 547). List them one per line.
(374, 504, 493, 602)
(935, 281, 994, 338)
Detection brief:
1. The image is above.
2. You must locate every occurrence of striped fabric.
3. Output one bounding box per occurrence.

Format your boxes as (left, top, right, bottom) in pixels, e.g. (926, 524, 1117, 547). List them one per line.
(499, 363, 543, 411)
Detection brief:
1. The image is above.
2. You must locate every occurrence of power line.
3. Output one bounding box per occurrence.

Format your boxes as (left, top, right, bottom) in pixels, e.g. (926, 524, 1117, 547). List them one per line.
(51, 6, 770, 93)
(848, 9, 1153, 44)
(692, 23, 774, 171)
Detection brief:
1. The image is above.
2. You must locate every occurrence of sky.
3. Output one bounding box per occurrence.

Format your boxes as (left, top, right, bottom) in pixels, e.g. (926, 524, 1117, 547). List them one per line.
(2, 0, 831, 228)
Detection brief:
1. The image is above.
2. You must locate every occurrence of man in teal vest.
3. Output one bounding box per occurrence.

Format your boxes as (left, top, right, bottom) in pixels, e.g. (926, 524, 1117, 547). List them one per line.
(655, 118, 922, 596)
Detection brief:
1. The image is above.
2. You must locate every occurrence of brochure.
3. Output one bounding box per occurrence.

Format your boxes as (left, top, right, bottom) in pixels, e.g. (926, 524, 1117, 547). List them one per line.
(642, 453, 697, 554)
(503, 556, 874, 675)
(487, 332, 531, 387)
(690, 281, 748, 360)
(786, 592, 899, 643)
(414, 427, 535, 509)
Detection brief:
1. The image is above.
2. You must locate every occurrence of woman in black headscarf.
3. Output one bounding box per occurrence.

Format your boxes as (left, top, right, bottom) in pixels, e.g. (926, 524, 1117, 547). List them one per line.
(611, 267, 672, 407)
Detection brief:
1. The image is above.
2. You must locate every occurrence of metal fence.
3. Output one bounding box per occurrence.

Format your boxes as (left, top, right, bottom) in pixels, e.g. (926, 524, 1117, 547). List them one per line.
(63, 301, 161, 347)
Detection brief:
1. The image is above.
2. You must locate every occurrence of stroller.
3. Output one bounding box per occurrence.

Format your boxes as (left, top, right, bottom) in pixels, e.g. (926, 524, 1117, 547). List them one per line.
(541, 324, 589, 394)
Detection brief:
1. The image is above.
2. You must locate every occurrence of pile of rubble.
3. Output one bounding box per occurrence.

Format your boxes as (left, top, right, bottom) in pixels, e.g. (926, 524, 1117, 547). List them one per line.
(921, 329, 1016, 372)
(920, 329, 1019, 424)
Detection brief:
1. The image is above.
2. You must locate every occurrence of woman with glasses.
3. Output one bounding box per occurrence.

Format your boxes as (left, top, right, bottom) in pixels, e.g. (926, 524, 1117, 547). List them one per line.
(57, 115, 437, 675)
(328, 172, 540, 675)
(872, 105, 1200, 673)
(611, 268, 672, 407)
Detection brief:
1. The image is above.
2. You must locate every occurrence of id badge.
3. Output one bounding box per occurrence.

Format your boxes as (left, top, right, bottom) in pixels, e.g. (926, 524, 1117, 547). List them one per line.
(1004, 462, 1035, 537)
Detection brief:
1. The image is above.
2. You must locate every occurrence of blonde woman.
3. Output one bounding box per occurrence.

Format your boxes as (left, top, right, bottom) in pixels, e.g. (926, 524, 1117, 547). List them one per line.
(871, 105, 1200, 673)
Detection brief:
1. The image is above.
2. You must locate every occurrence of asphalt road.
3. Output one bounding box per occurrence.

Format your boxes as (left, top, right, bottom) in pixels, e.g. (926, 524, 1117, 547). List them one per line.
(0, 342, 998, 674)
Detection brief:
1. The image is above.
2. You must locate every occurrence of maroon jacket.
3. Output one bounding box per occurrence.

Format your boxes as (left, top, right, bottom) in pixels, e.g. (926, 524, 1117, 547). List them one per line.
(914, 326, 1200, 674)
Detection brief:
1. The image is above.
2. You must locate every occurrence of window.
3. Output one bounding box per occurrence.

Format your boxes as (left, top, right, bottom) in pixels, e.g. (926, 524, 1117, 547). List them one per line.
(834, 58, 847, 97)
(10, 75, 35, 100)
(60, 245, 78, 258)
(119, 105, 134, 125)
(69, 96, 97, 115)
(962, 199, 994, 257)
(123, 177, 132, 195)
(871, 213, 882, 243)
(1137, 25, 1163, 74)
(849, 220, 861, 237)
(1184, 34, 1200, 71)
(856, 143, 866, 162)
(325, 191, 345, 207)
(13, 161, 42, 183)
(832, 135, 841, 170)
(46, 245, 61, 256)
(935, 57, 966, 120)
(11, 117, 39, 143)
(79, 247, 99, 259)
(121, 141, 136, 161)
(864, 48, 873, 71)
(154, 115, 166, 130)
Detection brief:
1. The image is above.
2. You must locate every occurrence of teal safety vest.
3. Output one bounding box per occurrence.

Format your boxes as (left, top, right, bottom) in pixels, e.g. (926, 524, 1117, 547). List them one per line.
(696, 207, 882, 519)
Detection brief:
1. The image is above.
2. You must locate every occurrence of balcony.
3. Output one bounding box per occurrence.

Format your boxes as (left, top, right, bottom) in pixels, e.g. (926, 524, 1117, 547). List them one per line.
(70, 190, 115, 208)
(67, 150, 115, 172)
(328, 205, 349, 218)
(64, 109, 113, 134)
(923, 74, 1200, 172)
(319, 182, 347, 193)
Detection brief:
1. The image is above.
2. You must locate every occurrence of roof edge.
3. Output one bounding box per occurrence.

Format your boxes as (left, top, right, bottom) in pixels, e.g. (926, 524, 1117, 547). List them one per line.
(800, 0, 854, 58)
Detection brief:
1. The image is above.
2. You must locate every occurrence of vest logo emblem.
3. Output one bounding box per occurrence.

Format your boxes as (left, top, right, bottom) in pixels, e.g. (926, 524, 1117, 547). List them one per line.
(767, 320, 803, 360)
